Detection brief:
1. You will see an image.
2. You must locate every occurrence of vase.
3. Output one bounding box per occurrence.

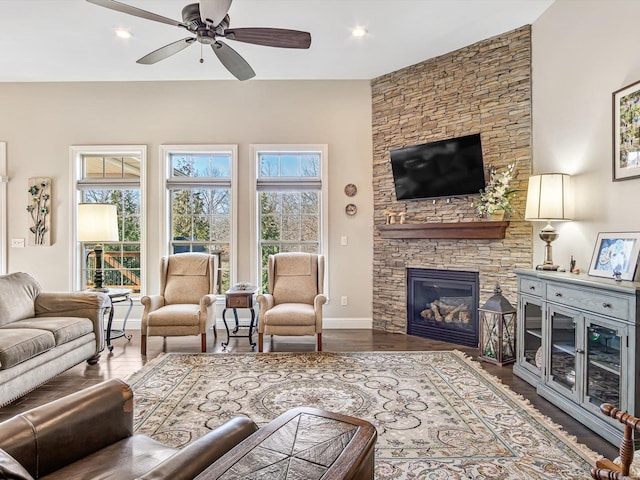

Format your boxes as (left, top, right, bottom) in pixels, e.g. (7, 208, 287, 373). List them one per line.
(488, 210, 506, 221)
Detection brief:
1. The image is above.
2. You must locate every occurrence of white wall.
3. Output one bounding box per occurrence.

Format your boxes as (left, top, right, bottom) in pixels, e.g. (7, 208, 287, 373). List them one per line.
(0, 80, 373, 323)
(532, 0, 640, 272)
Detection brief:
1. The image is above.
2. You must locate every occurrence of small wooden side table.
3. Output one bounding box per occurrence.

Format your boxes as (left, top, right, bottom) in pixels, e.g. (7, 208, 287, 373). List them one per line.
(195, 407, 377, 479)
(221, 285, 258, 350)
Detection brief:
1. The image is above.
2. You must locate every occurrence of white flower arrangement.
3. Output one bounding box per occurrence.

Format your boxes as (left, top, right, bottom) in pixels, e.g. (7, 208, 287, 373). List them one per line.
(474, 163, 517, 216)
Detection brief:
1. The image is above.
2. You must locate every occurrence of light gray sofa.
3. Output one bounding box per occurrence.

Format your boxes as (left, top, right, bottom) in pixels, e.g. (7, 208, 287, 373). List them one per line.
(0, 272, 110, 407)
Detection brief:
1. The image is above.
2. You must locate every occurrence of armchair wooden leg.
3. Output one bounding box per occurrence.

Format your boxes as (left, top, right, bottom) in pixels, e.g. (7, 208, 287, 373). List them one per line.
(258, 333, 263, 352)
(317, 333, 322, 352)
(201, 333, 207, 352)
(141, 334, 147, 355)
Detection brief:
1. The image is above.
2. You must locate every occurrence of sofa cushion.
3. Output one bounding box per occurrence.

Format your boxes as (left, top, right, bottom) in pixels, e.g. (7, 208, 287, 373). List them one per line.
(0, 448, 34, 480)
(147, 305, 200, 327)
(0, 328, 55, 370)
(264, 303, 316, 326)
(5, 317, 94, 347)
(0, 273, 41, 327)
(272, 254, 318, 305)
(164, 259, 210, 306)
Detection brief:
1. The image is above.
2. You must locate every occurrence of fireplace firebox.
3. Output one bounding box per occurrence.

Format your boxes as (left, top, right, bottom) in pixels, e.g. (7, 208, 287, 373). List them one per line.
(407, 268, 479, 347)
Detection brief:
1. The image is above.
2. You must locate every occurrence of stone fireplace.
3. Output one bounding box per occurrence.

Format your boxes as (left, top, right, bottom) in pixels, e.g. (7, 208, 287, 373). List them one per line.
(371, 26, 533, 335)
(407, 268, 479, 347)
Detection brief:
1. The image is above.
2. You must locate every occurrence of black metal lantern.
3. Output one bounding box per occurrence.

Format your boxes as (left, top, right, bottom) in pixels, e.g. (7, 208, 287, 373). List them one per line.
(478, 284, 516, 366)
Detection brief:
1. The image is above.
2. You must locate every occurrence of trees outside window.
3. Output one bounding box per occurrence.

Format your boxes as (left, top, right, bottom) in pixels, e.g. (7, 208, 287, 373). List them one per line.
(254, 146, 327, 291)
(163, 146, 237, 294)
(72, 147, 146, 294)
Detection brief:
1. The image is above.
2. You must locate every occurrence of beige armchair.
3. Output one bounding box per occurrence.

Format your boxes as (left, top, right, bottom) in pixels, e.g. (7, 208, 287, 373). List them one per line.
(141, 253, 218, 355)
(257, 252, 326, 352)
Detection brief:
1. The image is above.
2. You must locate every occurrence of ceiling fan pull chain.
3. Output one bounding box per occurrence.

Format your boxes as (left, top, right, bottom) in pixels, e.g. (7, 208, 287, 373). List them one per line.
(200, 43, 204, 63)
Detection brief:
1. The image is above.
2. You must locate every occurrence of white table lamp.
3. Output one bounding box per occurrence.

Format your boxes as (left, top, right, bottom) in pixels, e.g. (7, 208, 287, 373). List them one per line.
(525, 173, 573, 271)
(77, 203, 119, 291)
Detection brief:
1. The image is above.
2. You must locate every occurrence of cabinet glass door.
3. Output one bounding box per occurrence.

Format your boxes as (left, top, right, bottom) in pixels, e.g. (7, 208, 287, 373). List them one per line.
(585, 319, 622, 410)
(548, 308, 578, 396)
(521, 298, 543, 373)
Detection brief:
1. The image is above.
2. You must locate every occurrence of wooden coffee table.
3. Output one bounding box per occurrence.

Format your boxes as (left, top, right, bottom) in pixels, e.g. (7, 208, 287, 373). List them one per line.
(195, 407, 377, 480)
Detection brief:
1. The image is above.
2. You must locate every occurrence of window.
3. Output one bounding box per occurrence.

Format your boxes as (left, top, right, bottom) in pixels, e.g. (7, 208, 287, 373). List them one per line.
(71, 146, 146, 294)
(252, 145, 328, 291)
(0, 142, 6, 275)
(162, 145, 237, 295)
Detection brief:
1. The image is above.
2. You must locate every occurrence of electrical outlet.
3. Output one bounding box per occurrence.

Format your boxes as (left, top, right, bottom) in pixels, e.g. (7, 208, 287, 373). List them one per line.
(11, 238, 25, 248)
(340, 236, 348, 246)
(340, 296, 348, 306)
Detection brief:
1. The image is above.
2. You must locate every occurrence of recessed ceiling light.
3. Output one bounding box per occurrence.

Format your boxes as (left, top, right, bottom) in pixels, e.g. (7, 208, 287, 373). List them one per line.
(352, 26, 368, 38)
(115, 29, 133, 39)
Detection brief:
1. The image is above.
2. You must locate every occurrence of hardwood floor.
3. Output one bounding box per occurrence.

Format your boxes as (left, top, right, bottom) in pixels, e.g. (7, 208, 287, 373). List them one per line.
(0, 328, 618, 461)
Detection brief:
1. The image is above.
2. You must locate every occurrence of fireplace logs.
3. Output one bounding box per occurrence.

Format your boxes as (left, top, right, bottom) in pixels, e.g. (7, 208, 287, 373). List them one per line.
(421, 299, 471, 324)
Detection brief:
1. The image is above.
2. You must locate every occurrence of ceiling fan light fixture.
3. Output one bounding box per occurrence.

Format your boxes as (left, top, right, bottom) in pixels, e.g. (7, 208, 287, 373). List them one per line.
(352, 26, 368, 38)
(115, 28, 133, 39)
(88, 0, 311, 80)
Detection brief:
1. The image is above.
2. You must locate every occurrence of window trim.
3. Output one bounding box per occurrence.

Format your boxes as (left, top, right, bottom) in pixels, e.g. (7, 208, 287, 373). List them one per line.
(160, 144, 238, 289)
(0, 142, 6, 275)
(250, 144, 329, 295)
(69, 145, 147, 294)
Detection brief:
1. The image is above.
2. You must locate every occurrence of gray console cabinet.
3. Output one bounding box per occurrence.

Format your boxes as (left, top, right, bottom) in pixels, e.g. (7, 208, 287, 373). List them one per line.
(514, 269, 640, 446)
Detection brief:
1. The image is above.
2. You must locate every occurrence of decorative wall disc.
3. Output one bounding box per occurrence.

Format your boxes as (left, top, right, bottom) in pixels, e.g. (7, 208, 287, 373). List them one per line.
(345, 203, 357, 216)
(344, 183, 357, 197)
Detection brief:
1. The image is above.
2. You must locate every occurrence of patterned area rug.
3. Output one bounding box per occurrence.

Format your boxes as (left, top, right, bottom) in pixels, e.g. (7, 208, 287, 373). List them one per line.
(127, 351, 598, 479)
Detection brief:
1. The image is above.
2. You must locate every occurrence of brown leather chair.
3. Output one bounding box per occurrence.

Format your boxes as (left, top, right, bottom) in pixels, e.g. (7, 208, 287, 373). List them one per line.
(592, 403, 640, 479)
(141, 253, 218, 355)
(257, 252, 326, 352)
(0, 379, 258, 480)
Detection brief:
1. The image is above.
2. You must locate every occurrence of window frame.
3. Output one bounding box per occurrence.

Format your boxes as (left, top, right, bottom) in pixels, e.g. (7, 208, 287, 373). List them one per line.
(250, 144, 329, 295)
(0, 142, 6, 275)
(69, 145, 147, 295)
(160, 144, 238, 294)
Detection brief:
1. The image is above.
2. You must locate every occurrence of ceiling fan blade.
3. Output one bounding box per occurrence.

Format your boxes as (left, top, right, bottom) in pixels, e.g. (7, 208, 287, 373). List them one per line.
(211, 41, 255, 81)
(224, 28, 311, 49)
(137, 38, 196, 65)
(86, 0, 184, 28)
(199, 0, 232, 26)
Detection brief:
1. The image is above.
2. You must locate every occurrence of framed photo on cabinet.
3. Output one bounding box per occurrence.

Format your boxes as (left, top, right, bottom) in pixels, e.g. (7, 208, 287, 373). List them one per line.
(589, 232, 640, 281)
(613, 79, 640, 181)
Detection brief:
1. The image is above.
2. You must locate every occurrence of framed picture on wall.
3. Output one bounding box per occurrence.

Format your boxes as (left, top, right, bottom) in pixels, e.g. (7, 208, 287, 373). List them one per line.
(588, 232, 640, 281)
(613, 79, 640, 181)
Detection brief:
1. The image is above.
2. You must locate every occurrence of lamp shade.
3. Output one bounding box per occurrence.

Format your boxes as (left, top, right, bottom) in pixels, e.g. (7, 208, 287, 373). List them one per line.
(77, 203, 119, 242)
(525, 173, 573, 221)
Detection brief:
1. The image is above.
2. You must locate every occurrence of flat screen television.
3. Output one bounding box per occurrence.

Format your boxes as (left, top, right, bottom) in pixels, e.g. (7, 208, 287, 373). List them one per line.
(390, 133, 486, 201)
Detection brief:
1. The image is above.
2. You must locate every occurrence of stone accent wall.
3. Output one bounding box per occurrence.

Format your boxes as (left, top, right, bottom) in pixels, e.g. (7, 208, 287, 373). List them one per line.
(371, 26, 533, 333)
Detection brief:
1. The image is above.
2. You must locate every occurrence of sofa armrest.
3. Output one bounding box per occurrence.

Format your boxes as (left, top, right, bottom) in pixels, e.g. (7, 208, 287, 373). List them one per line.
(314, 293, 327, 311)
(137, 417, 258, 480)
(141, 295, 165, 331)
(256, 294, 274, 333)
(0, 379, 133, 479)
(141, 295, 165, 313)
(35, 291, 110, 321)
(200, 294, 217, 308)
(35, 291, 110, 353)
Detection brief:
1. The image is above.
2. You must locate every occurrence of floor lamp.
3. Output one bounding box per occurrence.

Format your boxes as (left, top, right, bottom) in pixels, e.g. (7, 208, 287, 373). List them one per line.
(77, 203, 119, 292)
(524, 173, 573, 271)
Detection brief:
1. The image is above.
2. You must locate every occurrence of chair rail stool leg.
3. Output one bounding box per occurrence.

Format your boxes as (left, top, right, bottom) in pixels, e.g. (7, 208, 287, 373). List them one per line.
(141, 334, 147, 355)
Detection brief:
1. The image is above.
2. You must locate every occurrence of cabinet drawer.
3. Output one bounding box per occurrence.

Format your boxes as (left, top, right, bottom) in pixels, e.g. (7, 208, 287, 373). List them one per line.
(226, 295, 252, 309)
(519, 277, 543, 297)
(547, 283, 630, 320)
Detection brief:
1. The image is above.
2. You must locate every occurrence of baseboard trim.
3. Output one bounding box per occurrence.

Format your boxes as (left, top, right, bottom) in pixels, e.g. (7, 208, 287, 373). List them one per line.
(110, 317, 373, 331)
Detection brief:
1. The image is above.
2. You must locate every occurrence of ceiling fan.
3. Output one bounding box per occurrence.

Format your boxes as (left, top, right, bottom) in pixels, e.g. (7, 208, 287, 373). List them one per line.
(86, 0, 312, 80)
